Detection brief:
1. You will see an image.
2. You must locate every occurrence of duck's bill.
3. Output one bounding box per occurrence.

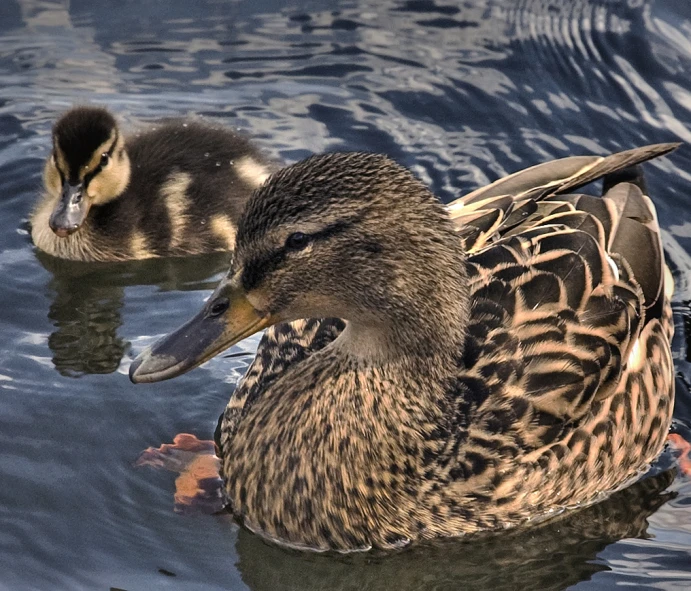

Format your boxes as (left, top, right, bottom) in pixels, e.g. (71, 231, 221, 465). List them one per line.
(49, 181, 90, 237)
(129, 281, 275, 384)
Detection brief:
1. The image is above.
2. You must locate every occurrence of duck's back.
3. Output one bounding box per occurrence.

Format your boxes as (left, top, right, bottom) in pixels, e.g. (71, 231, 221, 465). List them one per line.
(428, 145, 676, 531)
(90, 121, 273, 259)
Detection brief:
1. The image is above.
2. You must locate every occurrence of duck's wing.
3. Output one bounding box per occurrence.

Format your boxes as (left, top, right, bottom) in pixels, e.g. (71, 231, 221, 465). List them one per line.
(216, 318, 345, 451)
(455, 144, 677, 462)
(448, 143, 679, 253)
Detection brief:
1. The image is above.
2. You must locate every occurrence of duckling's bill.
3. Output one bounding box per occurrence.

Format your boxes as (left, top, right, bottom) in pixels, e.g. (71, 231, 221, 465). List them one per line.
(129, 278, 275, 383)
(49, 181, 90, 237)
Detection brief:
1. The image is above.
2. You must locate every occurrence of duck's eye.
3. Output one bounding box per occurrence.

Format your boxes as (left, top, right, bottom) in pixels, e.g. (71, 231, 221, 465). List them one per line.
(285, 232, 310, 250)
(100, 153, 110, 167)
(208, 297, 230, 318)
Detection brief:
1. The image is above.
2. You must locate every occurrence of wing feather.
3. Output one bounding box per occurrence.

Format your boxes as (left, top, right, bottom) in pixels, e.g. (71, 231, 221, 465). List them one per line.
(452, 143, 679, 207)
(459, 144, 676, 453)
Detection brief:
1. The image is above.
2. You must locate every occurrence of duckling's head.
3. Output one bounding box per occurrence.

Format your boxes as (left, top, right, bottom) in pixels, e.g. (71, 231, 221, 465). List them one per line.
(131, 152, 469, 383)
(44, 106, 130, 237)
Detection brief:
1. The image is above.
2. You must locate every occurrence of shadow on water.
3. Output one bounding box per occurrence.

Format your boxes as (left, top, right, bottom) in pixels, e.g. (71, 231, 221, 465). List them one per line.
(35, 250, 232, 376)
(235, 470, 677, 591)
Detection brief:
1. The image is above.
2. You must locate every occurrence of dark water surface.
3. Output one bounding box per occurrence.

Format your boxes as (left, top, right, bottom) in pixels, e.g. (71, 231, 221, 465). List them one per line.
(1, 0, 691, 589)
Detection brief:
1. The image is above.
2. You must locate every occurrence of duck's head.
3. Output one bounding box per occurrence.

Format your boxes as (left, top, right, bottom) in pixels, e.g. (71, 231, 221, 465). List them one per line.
(130, 152, 468, 383)
(44, 106, 130, 237)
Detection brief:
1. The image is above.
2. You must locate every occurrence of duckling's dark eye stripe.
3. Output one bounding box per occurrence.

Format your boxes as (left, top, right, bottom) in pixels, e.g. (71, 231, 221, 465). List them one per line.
(241, 219, 356, 292)
(83, 131, 119, 186)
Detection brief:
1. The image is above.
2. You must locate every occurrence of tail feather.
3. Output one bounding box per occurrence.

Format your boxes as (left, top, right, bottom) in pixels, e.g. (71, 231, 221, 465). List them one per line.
(557, 143, 679, 195)
(602, 164, 648, 195)
(604, 182, 665, 320)
(450, 143, 679, 208)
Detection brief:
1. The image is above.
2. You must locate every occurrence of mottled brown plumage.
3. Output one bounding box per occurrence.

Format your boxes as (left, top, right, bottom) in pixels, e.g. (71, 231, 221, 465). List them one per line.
(31, 106, 274, 261)
(131, 144, 678, 552)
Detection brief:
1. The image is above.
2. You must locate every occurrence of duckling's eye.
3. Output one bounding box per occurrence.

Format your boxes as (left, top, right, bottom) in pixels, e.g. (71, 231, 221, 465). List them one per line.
(285, 232, 310, 251)
(100, 153, 110, 167)
(208, 297, 230, 318)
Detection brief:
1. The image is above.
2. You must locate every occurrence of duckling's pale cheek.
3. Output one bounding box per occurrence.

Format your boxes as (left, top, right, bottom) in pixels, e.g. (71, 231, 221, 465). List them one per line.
(87, 166, 129, 205)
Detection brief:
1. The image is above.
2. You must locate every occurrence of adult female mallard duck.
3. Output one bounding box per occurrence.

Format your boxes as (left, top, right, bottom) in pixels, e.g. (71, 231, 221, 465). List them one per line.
(31, 106, 273, 261)
(130, 143, 678, 552)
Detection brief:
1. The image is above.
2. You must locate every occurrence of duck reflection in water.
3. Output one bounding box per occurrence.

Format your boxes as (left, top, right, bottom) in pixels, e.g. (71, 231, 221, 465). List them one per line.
(235, 469, 676, 591)
(36, 251, 232, 376)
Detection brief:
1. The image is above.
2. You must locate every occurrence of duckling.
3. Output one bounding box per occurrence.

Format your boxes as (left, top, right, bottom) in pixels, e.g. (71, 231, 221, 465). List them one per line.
(31, 106, 274, 261)
(130, 144, 678, 552)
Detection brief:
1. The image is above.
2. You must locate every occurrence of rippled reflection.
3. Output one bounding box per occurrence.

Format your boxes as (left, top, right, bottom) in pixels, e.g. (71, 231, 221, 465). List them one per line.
(47, 275, 126, 376)
(36, 252, 231, 376)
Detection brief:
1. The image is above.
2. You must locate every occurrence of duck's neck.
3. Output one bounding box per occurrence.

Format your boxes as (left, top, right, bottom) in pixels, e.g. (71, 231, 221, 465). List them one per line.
(334, 255, 470, 372)
(333, 315, 462, 373)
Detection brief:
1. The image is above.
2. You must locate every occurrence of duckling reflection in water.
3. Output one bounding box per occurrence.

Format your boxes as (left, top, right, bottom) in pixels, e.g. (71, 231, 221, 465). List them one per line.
(31, 106, 274, 262)
(37, 251, 233, 376)
(132, 144, 678, 552)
